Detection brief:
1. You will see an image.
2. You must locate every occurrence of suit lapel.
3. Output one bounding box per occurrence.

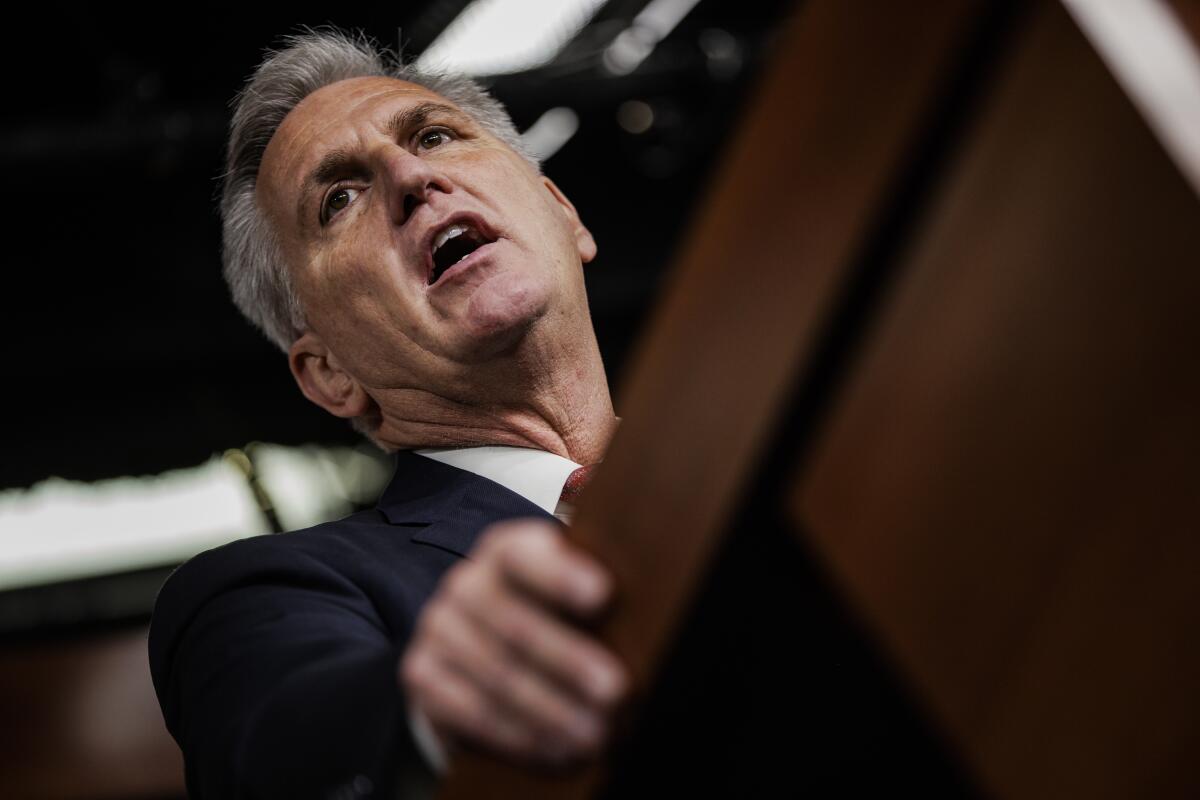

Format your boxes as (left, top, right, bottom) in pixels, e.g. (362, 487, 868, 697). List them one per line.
(377, 450, 555, 557)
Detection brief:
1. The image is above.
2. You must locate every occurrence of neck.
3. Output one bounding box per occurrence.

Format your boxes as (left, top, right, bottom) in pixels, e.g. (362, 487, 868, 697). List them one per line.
(371, 328, 617, 465)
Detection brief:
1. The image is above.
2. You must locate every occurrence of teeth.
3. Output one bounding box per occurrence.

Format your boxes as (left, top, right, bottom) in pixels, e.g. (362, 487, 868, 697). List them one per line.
(433, 223, 468, 253)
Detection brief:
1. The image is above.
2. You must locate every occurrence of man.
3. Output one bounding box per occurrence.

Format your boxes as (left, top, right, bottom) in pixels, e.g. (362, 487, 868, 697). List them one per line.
(149, 30, 629, 798)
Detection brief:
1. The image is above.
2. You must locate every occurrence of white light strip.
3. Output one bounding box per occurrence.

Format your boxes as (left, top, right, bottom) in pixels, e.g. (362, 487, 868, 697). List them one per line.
(520, 107, 581, 161)
(0, 446, 391, 591)
(635, 0, 704, 39)
(604, 0, 704, 75)
(0, 458, 269, 591)
(418, 0, 610, 76)
(1063, 0, 1200, 198)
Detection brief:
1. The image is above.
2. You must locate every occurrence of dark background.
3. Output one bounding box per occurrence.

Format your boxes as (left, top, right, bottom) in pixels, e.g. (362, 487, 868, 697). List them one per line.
(0, 0, 796, 491)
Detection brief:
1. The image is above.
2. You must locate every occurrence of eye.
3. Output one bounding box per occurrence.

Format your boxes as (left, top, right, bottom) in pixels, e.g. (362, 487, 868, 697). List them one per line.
(417, 127, 454, 150)
(321, 186, 360, 223)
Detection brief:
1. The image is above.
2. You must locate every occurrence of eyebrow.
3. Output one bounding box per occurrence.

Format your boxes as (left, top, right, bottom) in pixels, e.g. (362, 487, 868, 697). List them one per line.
(382, 101, 470, 142)
(297, 101, 471, 224)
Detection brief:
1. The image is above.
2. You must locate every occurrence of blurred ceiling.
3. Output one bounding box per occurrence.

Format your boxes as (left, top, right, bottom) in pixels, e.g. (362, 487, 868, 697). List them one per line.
(0, 0, 796, 489)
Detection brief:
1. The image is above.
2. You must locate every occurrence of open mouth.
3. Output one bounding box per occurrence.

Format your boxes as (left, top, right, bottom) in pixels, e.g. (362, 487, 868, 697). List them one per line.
(429, 221, 496, 285)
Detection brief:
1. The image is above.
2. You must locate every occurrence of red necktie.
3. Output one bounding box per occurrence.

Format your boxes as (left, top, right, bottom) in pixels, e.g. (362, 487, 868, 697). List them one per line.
(559, 465, 595, 504)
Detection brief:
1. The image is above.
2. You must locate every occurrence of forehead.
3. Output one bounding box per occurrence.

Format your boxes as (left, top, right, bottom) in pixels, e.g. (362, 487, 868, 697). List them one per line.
(258, 76, 457, 205)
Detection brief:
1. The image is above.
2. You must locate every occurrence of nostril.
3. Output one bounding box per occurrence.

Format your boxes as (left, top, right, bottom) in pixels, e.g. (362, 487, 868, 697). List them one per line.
(402, 193, 419, 222)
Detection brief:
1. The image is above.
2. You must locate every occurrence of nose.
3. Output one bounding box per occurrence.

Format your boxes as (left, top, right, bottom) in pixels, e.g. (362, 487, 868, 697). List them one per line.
(378, 145, 453, 226)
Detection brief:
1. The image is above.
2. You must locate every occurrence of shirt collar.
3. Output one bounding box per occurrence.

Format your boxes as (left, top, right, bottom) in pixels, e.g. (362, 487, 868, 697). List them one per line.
(414, 446, 582, 515)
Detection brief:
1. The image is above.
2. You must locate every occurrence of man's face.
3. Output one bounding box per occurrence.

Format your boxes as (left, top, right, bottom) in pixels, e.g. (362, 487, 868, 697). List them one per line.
(257, 76, 596, 400)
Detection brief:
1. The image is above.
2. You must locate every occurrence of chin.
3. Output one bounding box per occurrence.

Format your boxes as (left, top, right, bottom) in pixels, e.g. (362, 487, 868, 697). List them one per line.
(455, 276, 549, 361)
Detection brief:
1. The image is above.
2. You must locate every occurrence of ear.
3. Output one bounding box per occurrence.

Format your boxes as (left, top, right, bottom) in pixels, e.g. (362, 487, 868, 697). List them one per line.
(288, 331, 373, 419)
(542, 177, 597, 264)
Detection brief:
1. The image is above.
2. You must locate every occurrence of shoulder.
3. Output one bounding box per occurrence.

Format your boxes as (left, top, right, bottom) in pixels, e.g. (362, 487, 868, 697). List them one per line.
(154, 508, 406, 611)
(147, 508, 456, 686)
(147, 508, 445, 798)
(153, 504, 459, 609)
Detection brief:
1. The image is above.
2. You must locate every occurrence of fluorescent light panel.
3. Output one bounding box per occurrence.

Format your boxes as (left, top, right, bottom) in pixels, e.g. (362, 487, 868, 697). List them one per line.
(520, 107, 580, 161)
(418, 0, 610, 76)
(0, 459, 269, 591)
(0, 445, 390, 591)
(635, 0, 704, 39)
(604, 0, 703, 75)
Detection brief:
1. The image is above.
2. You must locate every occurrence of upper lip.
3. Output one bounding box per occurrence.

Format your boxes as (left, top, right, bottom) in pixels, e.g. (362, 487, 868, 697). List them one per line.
(416, 211, 500, 285)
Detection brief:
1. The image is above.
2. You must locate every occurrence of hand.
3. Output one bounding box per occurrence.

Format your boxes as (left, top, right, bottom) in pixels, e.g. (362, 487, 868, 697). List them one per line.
(400, 518, 629, 768)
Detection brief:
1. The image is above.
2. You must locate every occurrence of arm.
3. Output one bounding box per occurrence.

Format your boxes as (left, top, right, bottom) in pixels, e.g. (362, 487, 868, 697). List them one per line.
(150, 536, 421, 799)
(150, 518, 630, 797)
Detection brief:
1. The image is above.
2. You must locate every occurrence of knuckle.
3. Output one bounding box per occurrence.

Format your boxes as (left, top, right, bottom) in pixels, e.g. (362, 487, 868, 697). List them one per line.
(493, 604, 539, 650)
(519, 522, 558, 551)
(443, 565, 491, 609)
(478, 520, 522, 551)
(410, 605, 448, 653)
(480, 655, 522, 697)
(400, 649, 433, 691)
(421, 597, 455, 633)
(441, 564, 475, 599)
(496, 519, 553, 555)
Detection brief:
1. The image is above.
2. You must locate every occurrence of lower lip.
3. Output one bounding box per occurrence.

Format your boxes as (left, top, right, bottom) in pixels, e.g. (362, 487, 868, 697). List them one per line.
(428, 240, 498, 288)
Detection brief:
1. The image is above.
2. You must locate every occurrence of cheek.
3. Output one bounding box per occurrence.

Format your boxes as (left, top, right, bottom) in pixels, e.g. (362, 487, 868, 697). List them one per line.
(496, 180, 576, 260)
(302, 249, 421, 359)
(308, 228, 408, 315)
(322, 304, 429, 389)
(532, 184, 581, 253)
(312, 234, 385, 289)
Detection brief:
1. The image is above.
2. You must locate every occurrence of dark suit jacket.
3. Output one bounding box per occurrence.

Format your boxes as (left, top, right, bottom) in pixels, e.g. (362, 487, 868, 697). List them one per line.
(148, 450, 554, 799)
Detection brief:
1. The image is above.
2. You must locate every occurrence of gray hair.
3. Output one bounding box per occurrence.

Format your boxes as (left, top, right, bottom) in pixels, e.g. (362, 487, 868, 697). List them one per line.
(220, 28, 538, 351)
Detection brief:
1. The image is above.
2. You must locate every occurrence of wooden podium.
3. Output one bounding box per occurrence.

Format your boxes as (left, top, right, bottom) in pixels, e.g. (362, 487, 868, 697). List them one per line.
(441, 1, 1200, 797)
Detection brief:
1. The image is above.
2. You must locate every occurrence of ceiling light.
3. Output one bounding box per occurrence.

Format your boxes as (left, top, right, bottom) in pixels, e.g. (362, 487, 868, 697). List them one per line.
(418, 0, 610, 76)
(604, 0, 704, 75)
(521, 107, 581, 161)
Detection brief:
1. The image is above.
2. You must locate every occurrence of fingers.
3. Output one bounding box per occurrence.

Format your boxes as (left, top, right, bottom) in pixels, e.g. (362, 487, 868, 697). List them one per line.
(447, 531, 625, 704)
(400, 518, 629, 768)
(476, 519, 613, 618)
(402, 646, 533, 760)
(453, 574, 620, 713)
(407, 602, 604, 761)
